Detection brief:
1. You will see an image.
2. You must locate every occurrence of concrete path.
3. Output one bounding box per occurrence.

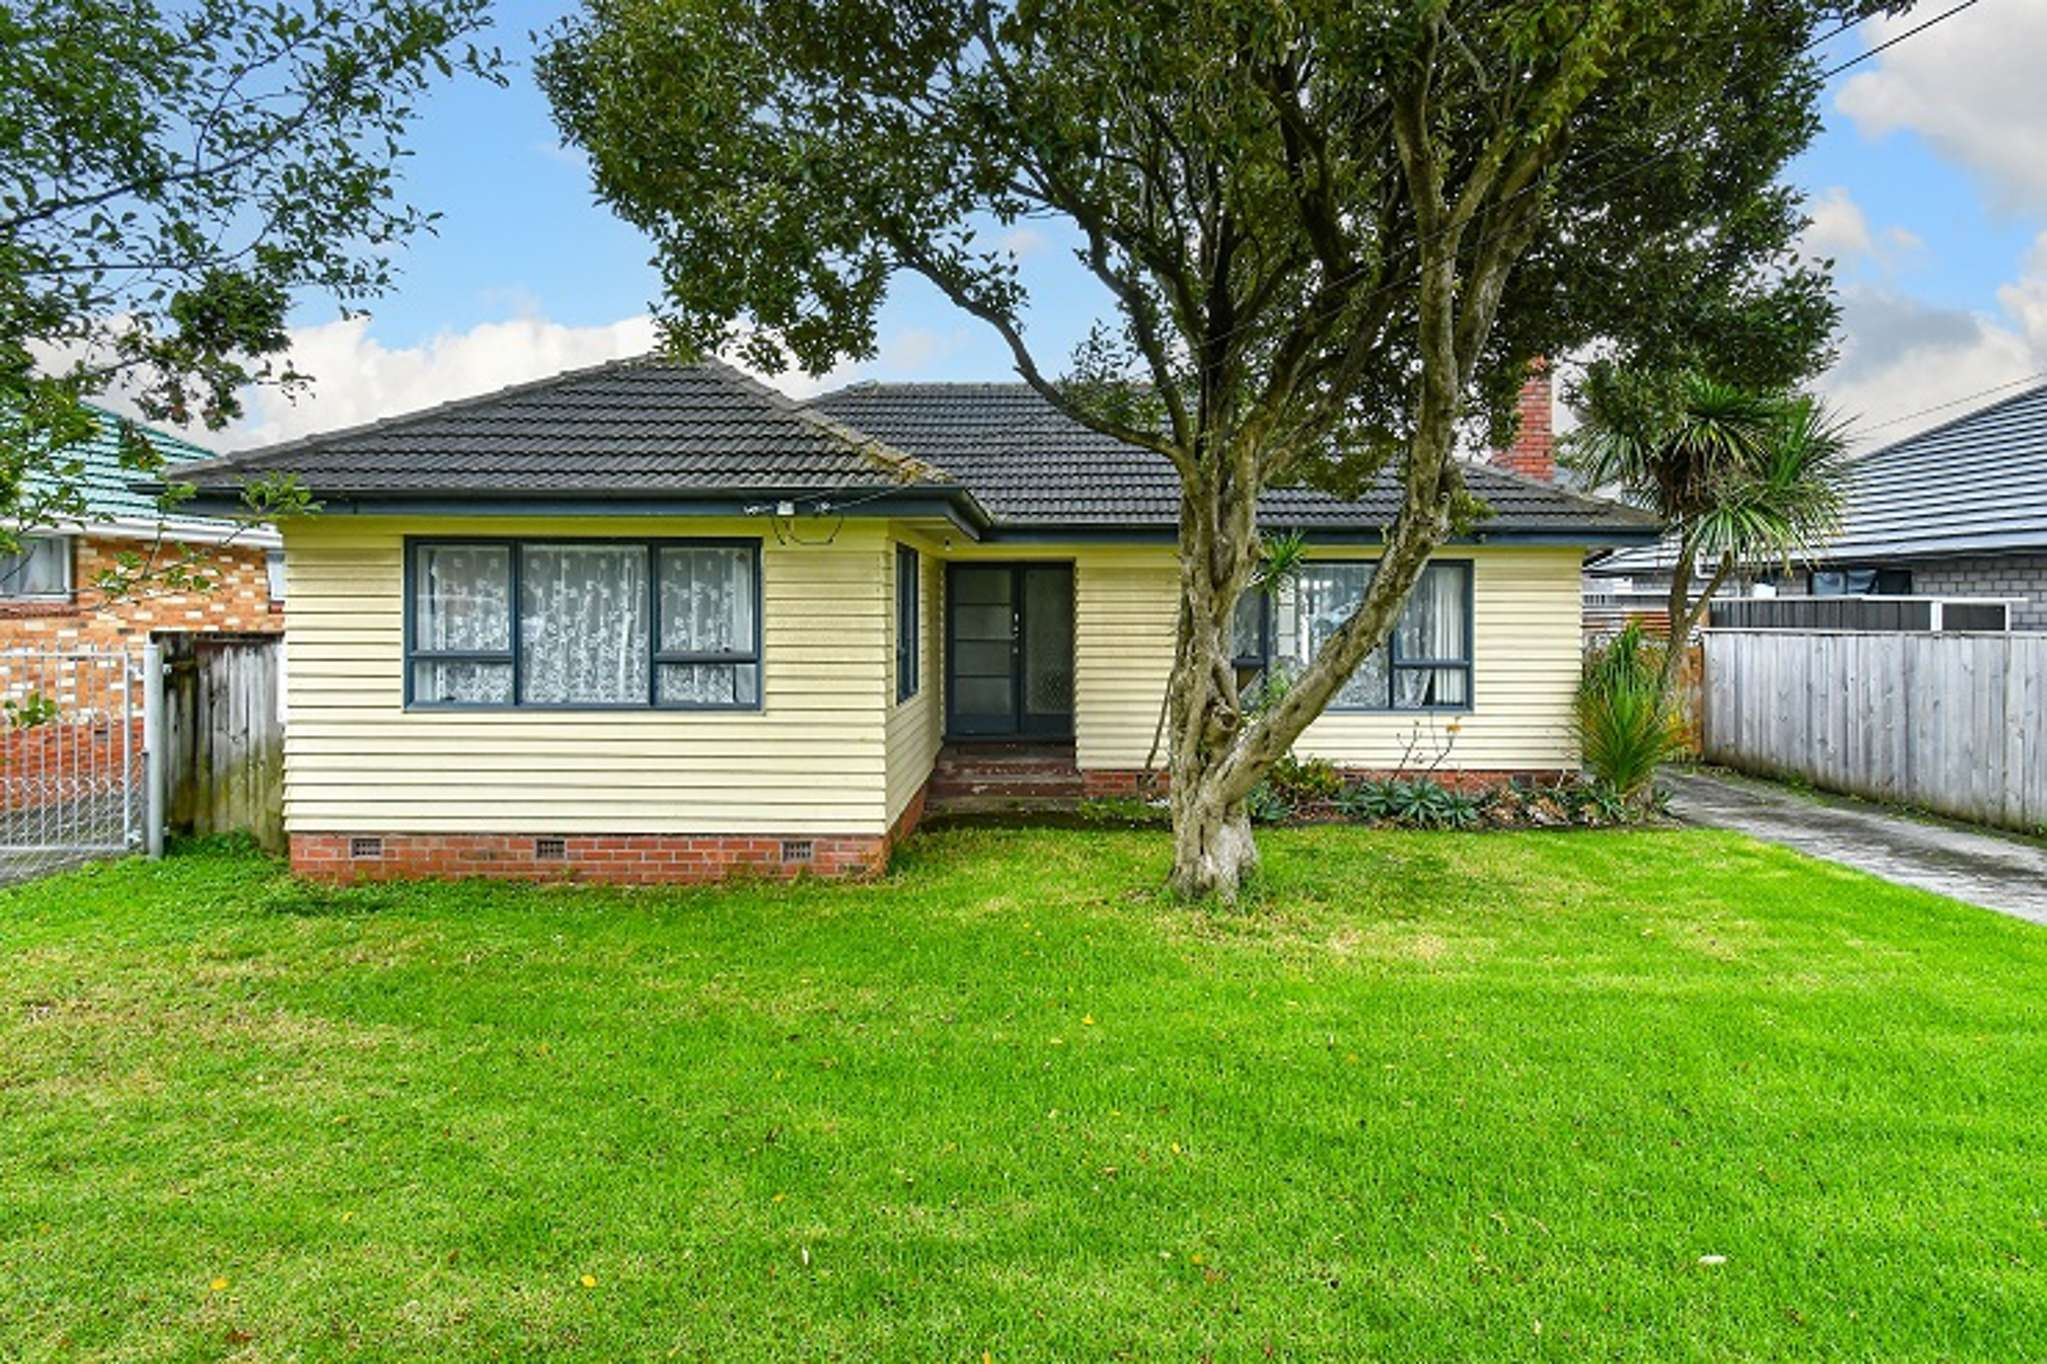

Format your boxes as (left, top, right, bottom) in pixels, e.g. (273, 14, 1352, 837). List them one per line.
(1664, 770, 2047, 925)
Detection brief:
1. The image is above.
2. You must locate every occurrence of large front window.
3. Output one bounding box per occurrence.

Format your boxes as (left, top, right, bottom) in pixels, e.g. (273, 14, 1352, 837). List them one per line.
(406, 539, 761, 709)
(1251, 560, 1473, 711)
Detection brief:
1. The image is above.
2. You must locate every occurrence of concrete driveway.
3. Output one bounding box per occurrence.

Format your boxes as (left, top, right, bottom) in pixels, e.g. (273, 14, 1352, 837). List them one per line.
(1664, 770, 2047, 924)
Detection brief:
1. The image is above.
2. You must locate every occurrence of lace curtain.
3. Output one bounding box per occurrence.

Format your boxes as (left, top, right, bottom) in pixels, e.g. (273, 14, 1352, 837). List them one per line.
(1392, 566, 1470, 707)
(410, 542, 758, 707)
(413, 544, 513, 704)
(657, 546, 758, 706)
(521, 545, 650, 704)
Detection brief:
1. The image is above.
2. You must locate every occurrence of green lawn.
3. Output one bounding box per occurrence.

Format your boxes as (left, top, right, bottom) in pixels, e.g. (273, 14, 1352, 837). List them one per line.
(3, 828, 2044, 1361)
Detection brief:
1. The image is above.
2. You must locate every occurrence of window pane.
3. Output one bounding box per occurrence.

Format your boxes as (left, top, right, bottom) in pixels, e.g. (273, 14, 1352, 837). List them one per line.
(413, 660, 512, 705)
(520, 544, 650, 704)
(659, 547, 756, 655)
(265, 549, 287, 602)
(658, 662, 759, 707)
(1231, 590, 1265, 661)
(415, 544, 510, 651)
(1395, 565, 1469, 662)
(0, 536, 69, 597)
(1273, 562, 1386, 707)
(1393, 666, 1469, 709)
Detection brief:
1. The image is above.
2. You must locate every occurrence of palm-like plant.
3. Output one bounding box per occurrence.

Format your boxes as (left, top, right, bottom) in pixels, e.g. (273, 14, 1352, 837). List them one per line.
(1568, 370, 1851, 691)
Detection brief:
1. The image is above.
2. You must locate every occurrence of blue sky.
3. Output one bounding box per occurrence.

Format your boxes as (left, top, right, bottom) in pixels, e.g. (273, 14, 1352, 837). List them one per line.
(215, 1, 2047, 450)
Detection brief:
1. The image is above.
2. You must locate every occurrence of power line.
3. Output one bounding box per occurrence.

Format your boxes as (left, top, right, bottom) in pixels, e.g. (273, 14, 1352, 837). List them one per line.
(1848, 368, 2047, 439)
(1822, 0, 1982, 78)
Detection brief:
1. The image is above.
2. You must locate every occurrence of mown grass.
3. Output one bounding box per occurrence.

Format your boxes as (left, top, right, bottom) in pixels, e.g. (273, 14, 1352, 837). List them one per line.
(2, 827, 2044, 1360)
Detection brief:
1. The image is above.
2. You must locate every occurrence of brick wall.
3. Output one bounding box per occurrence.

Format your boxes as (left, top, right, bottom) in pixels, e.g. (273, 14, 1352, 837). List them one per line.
(291, 778, 934, 886)
(1908, 553, 2047, 631)
(0, 535, 280, 654)
(1488, 366, 1555, 482)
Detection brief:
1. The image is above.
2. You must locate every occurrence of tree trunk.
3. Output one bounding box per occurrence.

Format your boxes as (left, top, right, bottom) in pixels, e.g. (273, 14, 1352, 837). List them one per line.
(1166, 772, 1258, 900)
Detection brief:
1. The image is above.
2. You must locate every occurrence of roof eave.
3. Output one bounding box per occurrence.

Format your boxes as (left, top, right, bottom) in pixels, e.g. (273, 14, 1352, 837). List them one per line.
(174, 481, 995, 540)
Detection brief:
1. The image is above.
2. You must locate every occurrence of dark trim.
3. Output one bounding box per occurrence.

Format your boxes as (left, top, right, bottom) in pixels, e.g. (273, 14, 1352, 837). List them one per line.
(968, 524, 1659, 547)
(179, 484, 1650, 548)
(180, 486, 993, 540)
(403, 535, 765, 713)
(895, 542, 921, 704)
(943, 561, 1076, 741)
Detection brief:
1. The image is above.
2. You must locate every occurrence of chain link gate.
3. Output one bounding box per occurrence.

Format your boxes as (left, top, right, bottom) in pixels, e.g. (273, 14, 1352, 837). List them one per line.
(0, 649, 149, 883)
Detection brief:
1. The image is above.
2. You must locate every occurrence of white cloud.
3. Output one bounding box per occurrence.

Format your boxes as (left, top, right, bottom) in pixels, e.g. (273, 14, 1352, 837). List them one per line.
(1802, 186, 1874, 264)
(209, 313, 661, 450)
(1000, 227, 1048, 259)
(1815, 232, 2047, 447)
(1835, 5, 2047, 216)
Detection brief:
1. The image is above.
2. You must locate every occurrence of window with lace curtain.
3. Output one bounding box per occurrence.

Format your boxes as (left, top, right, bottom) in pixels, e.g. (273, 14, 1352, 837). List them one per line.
(1254, 559, 1473, 712)
(405, 538, 761, 709)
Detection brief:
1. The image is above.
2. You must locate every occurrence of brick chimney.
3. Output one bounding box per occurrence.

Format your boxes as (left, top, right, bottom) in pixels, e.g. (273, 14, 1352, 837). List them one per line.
(1490, 363, 1555, 481)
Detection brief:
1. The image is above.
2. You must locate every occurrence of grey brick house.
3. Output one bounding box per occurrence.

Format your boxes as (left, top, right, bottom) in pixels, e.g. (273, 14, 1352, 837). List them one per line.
(1590, 379, 2047, 630)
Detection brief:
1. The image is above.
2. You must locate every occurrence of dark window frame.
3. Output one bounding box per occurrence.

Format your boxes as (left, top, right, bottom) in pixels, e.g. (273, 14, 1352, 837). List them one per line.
(895, 543, 921, 703)
(402, 535, 764, 712)
(1250, 558, 1476, 714)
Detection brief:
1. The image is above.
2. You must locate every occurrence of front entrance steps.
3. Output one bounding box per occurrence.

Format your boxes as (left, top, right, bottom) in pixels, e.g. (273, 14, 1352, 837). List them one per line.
(927, 741, 1087, 814)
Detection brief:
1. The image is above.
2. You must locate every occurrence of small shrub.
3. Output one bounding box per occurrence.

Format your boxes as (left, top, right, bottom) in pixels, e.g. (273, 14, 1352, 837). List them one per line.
(1267, 752, 1343, 806)
(1336, 778, 1396, 821)
(1245, 783, 1294, 825)
(1577, 623, 1684, 801)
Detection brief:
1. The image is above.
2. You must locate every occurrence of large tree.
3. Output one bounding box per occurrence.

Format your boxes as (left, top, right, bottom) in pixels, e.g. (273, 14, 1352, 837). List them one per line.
(540, 0, 1867, 899)
(2, 0, 502, 586)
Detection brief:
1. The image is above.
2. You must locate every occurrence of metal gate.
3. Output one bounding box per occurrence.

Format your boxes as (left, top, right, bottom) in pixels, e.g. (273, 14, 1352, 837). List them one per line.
(0, 649, 146, 883)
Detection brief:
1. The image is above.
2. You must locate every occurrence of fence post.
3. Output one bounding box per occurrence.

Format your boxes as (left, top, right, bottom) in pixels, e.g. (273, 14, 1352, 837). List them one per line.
(143, 640, 165, 859)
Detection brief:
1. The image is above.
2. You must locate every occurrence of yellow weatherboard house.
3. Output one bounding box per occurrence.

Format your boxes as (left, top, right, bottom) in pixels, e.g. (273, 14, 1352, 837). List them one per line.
(174, 356, 1657, 883)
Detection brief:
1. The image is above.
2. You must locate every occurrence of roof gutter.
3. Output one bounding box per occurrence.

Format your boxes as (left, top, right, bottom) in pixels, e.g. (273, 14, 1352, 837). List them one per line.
(167, 482, 1655, 547)
(168, 482, 996, 541)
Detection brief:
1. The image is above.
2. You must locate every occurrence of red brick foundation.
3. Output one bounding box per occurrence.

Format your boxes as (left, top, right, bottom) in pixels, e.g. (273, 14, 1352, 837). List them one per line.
(292, 779, 935, 887)
(1081, 767, 1570, 798)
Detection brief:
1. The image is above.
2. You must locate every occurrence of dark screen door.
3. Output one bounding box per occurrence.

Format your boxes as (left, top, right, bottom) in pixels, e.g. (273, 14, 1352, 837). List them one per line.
(946, 563, 1073, 737)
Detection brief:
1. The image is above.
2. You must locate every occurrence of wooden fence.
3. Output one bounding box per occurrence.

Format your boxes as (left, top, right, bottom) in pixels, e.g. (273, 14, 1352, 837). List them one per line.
(1701, 629, 2047, 832)
(161, 633, 285, 851)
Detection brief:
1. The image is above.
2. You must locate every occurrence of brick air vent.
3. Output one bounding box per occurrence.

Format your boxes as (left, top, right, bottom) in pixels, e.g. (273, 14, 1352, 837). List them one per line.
(534, 837, 567, 861)
(780, 839, 814, 865)
(348, 836, 384, 860)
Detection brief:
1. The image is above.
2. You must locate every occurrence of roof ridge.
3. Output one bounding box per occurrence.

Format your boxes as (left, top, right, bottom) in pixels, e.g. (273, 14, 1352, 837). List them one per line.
(1462, 455, 1659, 525)
(77, 403, 220, 465)
(695, 358, 953, 485)
(172, 351, 669, 478)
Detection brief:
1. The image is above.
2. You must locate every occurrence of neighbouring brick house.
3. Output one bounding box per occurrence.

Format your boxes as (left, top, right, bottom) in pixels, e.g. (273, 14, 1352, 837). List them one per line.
(0, 406, 284, 655)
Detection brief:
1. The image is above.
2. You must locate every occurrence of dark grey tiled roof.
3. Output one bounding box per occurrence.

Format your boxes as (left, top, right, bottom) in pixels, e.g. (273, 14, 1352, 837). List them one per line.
(179, 355, 1654, 539)
(176, 356, 944, 497)
(1825, 380, 2047, 560)
(812, 382, 1657, 536)
(1595, 378, 2047, 575)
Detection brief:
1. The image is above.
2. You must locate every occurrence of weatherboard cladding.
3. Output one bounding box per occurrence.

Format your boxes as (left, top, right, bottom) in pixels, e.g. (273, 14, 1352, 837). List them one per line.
(178, 355, 1653, 537)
